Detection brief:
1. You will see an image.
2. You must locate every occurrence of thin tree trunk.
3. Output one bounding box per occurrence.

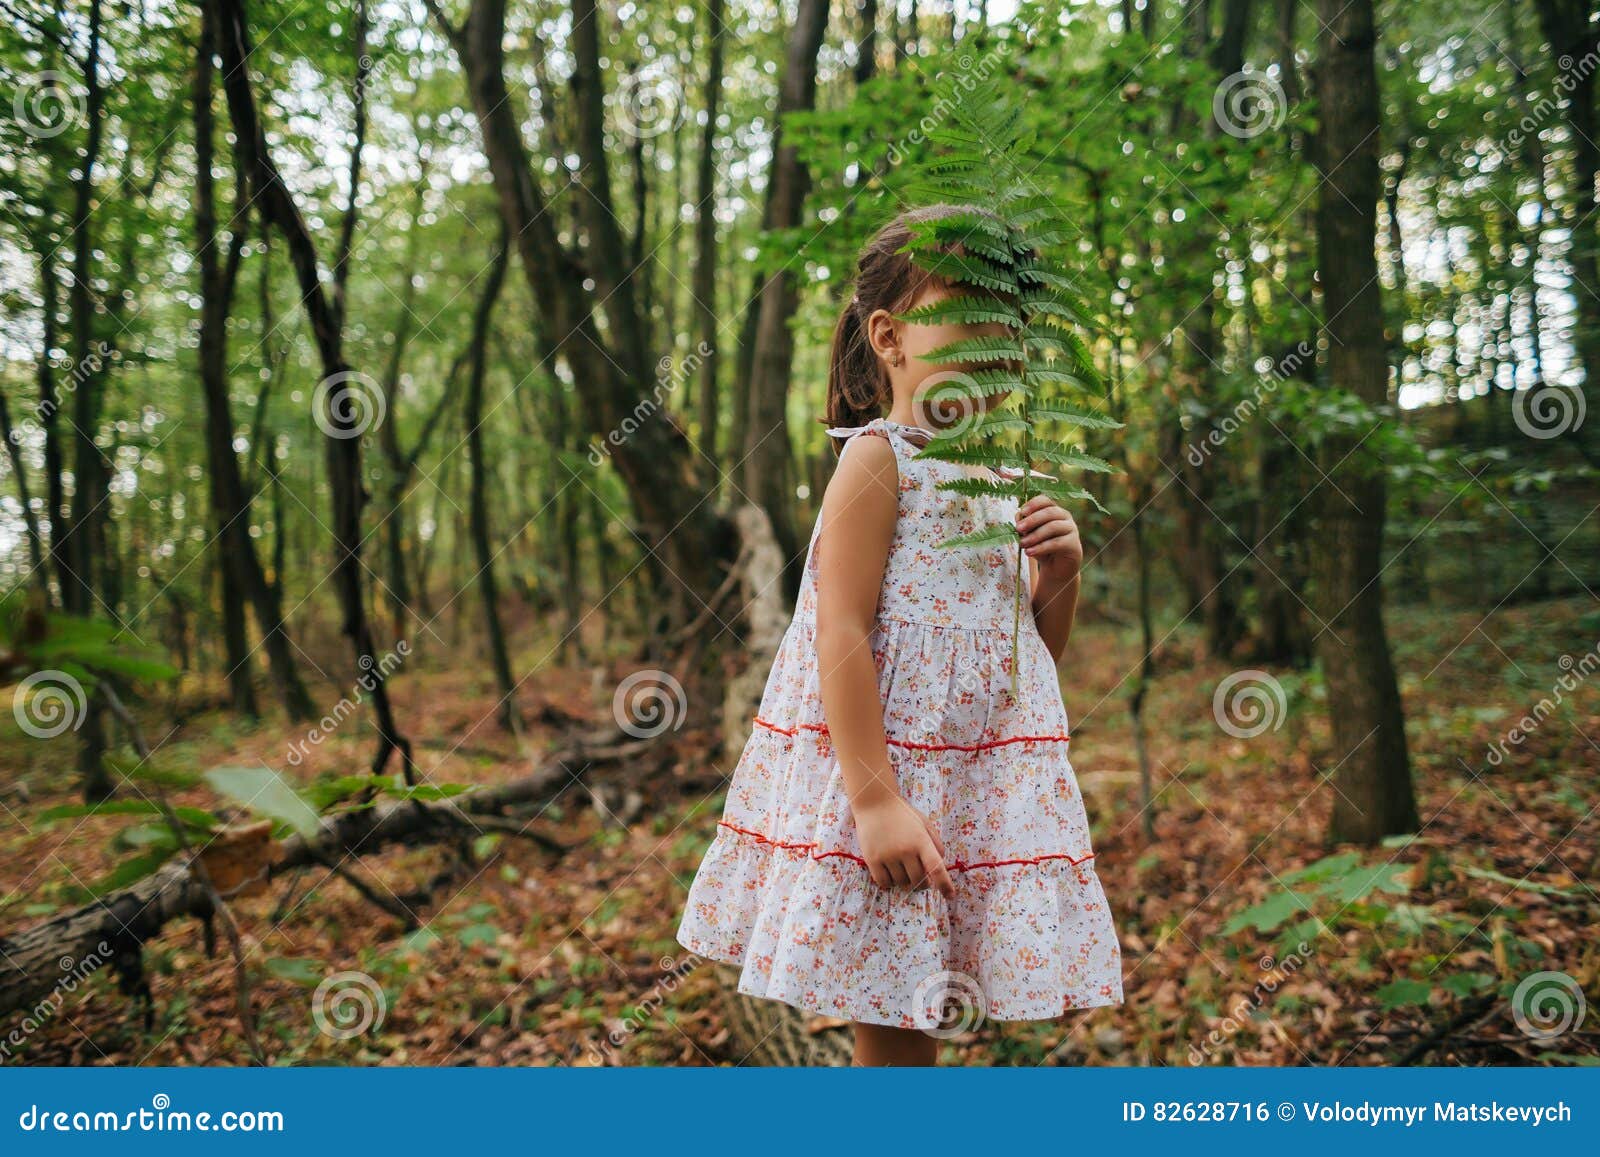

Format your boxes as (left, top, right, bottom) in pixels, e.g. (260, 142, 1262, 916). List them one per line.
(1310, 0, 1420, 844)
(693, 0, 727, 484)
(211, 0, 414, 780)
(740, 0, 831, 605)
(464, 233, 519, 732)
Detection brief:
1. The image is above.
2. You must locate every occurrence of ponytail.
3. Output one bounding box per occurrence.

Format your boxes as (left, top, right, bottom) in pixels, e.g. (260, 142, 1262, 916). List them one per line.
(824, 297, 889, 454)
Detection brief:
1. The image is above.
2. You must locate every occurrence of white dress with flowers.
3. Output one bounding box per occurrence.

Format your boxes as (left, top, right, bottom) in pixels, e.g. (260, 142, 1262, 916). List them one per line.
(676, 417, 1124, 1030)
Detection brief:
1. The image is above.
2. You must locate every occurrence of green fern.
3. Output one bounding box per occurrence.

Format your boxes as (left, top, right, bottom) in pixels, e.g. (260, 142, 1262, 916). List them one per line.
(892, 73, 1124, 698)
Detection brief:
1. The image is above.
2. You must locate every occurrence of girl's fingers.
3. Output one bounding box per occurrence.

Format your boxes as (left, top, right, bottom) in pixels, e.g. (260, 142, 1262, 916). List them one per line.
(924, 853, 956, 899)
(1020, 517, 1076, 548)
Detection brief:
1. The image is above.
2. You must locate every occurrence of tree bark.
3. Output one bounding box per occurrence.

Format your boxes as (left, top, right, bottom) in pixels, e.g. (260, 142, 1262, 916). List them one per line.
(210, 0, 413, 779)
(1310, 0, 1420, 844)
(428, 0, 735, 634)
(740, 0, 831, 605)
(465, 233, 519, 732)
(192, 3, 316, 721)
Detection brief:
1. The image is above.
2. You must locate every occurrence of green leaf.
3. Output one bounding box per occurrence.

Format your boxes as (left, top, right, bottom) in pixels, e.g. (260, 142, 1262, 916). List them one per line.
(1028, 442, 1118, 474)
(1030, 403, 1125, 430)
(204, 766, 323, 837)
(38, 799, 220, 831)
(265, 957, 328, 986)
(1375, 978, 1433, 1010)
(893, 295, 1022, 328)
(919, 335, 1026, 366)
(933, 523, 1020, 550)
(904, 249, 1018, 294)
(935, 477, 1027, 500)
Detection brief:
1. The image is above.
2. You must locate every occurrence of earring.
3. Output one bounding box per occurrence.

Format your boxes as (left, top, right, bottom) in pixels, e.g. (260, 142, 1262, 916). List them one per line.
(890, 351, 904, 367)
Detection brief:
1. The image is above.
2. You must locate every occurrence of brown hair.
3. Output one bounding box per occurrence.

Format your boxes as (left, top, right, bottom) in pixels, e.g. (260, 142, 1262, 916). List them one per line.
(824, 202, 1001, 453)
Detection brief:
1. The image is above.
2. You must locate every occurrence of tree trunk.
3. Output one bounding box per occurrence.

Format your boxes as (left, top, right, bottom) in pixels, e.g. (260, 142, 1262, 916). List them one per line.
(192, 6, 313, 721)
(740, 0, 831, 605)
(211, 0, 413, 779)
(431, 0, 735, 634)
(693, 0, 727, 485)
(1310, 0, 1420, 844)
(465, 233, 519, 732)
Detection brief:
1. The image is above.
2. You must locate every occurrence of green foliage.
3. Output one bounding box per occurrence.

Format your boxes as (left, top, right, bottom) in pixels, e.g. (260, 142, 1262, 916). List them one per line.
(885, 69, 1125, 697)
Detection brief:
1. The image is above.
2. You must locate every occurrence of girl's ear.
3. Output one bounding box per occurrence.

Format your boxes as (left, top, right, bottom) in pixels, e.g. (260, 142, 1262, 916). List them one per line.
(865, 307, 902, 368)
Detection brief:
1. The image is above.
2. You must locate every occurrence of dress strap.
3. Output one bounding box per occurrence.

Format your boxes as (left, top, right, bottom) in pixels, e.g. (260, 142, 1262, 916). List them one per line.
(824, 417, 933, 446)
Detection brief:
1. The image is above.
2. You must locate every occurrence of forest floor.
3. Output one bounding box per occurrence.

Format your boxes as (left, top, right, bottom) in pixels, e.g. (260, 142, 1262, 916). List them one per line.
(2, 590, 1597, 1067)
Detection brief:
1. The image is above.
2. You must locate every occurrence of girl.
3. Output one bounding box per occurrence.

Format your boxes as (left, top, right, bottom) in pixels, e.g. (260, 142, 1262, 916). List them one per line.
(677, 204, 1124, 1066)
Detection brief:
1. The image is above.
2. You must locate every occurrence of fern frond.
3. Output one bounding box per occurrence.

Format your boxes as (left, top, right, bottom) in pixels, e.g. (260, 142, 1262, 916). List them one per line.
(1031, 477, 1110, 515)
(935, 476, 1028, 500)
(924, 369, 1031, 402)
(1028, 441, 1117, 473)
(920, 335, 1027, 365)
(1030, 403, 1126, 430)
(894, 295, 1022, 328)
(905, 249, 1018, 294)
(934, 523, 1020, 551)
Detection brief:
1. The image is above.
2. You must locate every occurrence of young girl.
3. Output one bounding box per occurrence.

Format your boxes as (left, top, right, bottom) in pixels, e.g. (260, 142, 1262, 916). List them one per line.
(676, 204, 1124, 1066)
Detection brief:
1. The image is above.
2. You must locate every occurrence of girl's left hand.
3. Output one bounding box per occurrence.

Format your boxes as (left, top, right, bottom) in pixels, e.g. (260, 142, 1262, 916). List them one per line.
(1016, 496, 1083, 584)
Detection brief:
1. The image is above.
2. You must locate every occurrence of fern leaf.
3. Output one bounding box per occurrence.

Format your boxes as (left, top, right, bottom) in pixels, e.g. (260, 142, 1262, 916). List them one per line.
(904, 248, 1018, 294)
(935, 476, 1028, 500)
(1030, 403, 1126, 430)
(920, 334, 1026, 365)
(934, 522, 1020, 550)
(894, 295, 1023, 328)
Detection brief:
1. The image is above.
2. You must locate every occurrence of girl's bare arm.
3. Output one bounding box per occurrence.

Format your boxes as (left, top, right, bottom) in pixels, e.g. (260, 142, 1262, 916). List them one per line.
(814, 434, 954, 896)
(814, 435, 901, 813)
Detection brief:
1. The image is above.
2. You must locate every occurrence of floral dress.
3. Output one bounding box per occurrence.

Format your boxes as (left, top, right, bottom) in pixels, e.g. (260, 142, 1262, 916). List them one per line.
(676, 417, 1124, 1031)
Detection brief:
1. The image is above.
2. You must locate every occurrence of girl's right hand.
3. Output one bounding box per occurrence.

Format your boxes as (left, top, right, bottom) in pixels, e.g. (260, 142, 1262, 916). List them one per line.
(853, 795, 956, 898)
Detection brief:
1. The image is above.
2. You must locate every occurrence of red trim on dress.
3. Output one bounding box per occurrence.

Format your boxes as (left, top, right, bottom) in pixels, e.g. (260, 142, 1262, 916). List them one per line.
(716, 820, 1096, 873)
(752, 715, 1069, 752)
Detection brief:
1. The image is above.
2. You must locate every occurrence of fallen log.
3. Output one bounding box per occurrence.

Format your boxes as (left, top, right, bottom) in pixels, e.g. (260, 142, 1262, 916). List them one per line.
(0, 726, 634, 1021)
